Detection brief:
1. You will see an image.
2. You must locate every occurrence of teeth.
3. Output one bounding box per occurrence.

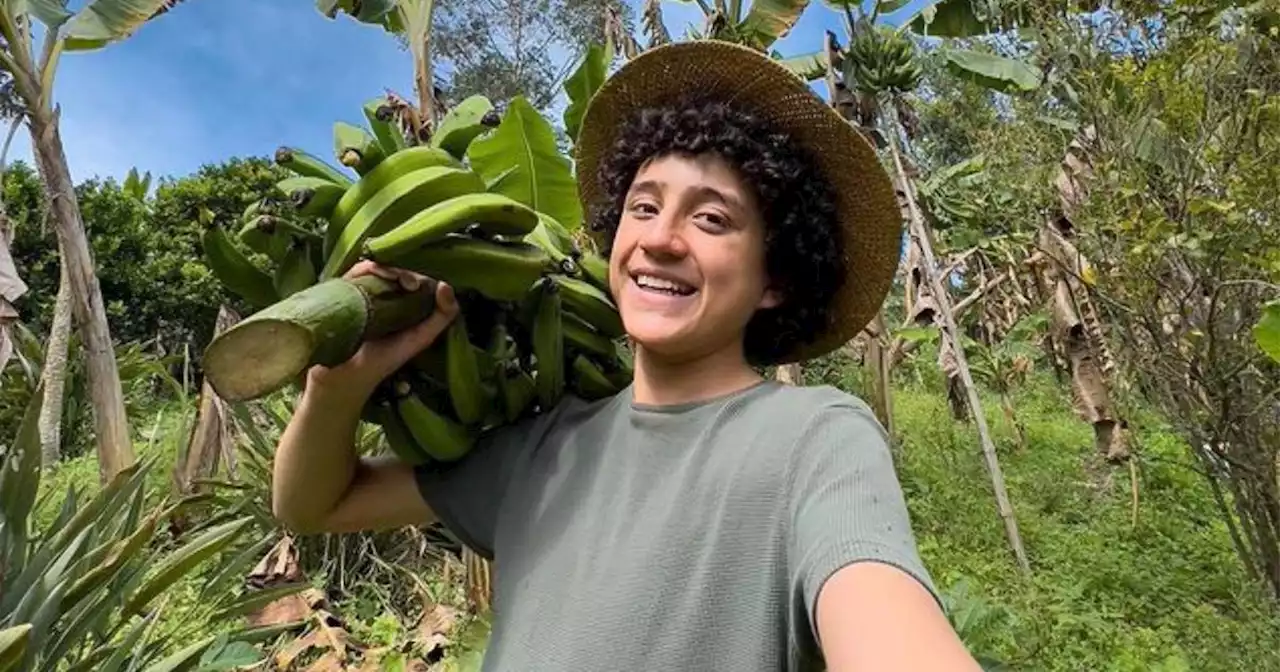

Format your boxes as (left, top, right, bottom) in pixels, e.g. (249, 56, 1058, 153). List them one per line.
(635, 274, 690, 294)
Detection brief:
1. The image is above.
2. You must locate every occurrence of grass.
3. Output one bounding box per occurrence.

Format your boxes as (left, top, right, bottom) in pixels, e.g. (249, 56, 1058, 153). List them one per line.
(30, 362, 1280, 671)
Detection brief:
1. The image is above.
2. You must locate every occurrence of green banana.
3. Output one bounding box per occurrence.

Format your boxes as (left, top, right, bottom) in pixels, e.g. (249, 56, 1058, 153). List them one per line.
(325, 145, 462, 257)
(363, 97, 407, 156)
(562, 312, 616, 358)
(202, 225, 278, 308)
(444, 314, 489, 426)
(373, 235, 556, 303)
(551, 274, 625, 338)
(275, 146, 352, 186)
(571, 354, 619, 401)
(496, 361, 537, 422)
(334, 121, 386, 175)
(363, 192, 540, 259)
(396, 390, 475, 462)
(373, 395, 431, 465)
(531, 278, 564, 408)
(523, 212, 577, 262)
(577, 253, 611, 293)
(276, 176, 346, 218)
(274, 239, 317, 299)
(322, 165, 487, 279)
(430, 94, 498, 159)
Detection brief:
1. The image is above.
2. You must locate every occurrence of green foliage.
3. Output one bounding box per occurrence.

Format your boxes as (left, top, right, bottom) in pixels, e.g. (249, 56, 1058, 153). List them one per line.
(466, 96, 583, 231)
(803, 356, 1280, 670)
(1254, 300, 1280, 364)
(563, 42, 611, 145)
(8, 157, 292, 354)
(0, 385, 268, 671)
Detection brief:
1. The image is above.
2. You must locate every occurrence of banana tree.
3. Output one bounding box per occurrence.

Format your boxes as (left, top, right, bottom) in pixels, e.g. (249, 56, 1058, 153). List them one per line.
(1, 0, 193, 483)
(318, 0, 441, 132)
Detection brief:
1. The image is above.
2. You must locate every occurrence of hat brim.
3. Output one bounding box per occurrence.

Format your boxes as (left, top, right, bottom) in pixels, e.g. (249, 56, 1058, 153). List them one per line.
(574, 40, 903, 365)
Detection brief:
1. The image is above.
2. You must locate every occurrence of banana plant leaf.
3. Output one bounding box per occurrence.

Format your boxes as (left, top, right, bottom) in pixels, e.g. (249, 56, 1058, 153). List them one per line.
(777, 51, 828, 82)
(316, 0, 402, 32)
(943, 48, 1040, 94)
(46, 0, 185, 51)
(906, 0, 989, 37)
(467, 96, 583, 232)
(739, 0, 811, 50)
(564, 42, 612, 145)
(26, 0, 72, 28)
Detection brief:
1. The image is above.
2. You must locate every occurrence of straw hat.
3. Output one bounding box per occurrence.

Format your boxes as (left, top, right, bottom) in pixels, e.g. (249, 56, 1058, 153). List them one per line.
(573, 39, 903, 365)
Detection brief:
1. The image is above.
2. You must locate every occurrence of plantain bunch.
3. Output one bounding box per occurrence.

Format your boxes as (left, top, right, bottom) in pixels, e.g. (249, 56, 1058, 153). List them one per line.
(202, 94, 631, 466)
(843, 24, 923, 95)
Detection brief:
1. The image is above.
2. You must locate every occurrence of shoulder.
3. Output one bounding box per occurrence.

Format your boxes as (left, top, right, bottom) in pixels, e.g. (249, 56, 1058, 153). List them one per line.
(744, 382, 887, 444)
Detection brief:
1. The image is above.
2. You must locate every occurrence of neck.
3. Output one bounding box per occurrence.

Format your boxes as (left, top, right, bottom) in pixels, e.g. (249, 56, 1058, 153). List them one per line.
(630, 341, 765, 407)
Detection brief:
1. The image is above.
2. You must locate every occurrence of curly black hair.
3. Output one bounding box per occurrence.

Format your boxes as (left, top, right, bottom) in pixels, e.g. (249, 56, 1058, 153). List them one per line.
(587, 97, 846, 365)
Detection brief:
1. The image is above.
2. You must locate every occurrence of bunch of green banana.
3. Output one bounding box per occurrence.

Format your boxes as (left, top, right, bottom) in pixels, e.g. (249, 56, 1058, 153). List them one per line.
(844, 24, 922, 95)
(202, 94, 634, 470)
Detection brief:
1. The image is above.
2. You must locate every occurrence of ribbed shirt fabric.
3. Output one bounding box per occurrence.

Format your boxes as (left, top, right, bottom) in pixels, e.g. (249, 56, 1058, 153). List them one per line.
(415, 380, 938, 671)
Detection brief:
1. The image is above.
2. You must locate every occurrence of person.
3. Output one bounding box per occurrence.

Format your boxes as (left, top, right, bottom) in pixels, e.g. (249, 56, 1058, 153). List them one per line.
(272, 40, 980, 671)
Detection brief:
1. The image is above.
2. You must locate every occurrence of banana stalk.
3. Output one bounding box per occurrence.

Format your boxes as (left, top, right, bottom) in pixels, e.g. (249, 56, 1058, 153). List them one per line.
(202, 275, 439, 401)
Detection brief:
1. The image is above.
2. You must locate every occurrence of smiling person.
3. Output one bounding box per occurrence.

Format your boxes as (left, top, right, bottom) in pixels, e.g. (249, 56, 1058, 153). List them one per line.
(272, 40, 980, 671)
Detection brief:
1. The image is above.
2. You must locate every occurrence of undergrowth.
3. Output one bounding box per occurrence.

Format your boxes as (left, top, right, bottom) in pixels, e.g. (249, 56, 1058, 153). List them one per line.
(32, 361, 1280, 671)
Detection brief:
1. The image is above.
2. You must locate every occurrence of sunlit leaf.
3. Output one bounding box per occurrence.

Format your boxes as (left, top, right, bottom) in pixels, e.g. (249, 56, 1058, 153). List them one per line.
(777, 50, 828, 81)
(61, 0, 184, 51)
(739, 0, 811, 50)
(943, 49, 1040, 93)
(0, 624, 32, 672)
(564, 42, 611, 144)
(27, 0, 72, 28)
(906, 0, 988, 36)
(1254, 300, 1280, 364)
(467, 96, 583, 232)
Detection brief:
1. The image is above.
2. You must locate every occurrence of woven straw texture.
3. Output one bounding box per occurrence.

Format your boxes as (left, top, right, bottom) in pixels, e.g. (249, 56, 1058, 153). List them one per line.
(574, 39, 903, 364)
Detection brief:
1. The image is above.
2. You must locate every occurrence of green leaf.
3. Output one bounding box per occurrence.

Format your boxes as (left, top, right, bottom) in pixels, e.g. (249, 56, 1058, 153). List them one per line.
(564, 42, 610, 144)
(0, 380, 45, 552)
(943, 49, 1040, 93)
(208, 582, 310, 623)
(122, 517, 253, 617)
(877, 0, 913, 12)
(907, 0, 989, 37)
(0, 624, 31, 672)
(777, 50, 828, 82)
(27, 0, 72, 28)
(61, 0, 182, 51)
(138, 634, 219, 672)
(195, 639, 263, 670)
(431, 95, 496, 159)
(466, 96, 583, 232)
(896, 326, 939, 343)
(739, 0, 811, 49)
(1254, 300, 1280, 364)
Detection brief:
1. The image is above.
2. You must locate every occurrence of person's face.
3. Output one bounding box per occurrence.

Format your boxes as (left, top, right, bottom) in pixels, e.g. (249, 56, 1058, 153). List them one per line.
(608, 152, 781, 364)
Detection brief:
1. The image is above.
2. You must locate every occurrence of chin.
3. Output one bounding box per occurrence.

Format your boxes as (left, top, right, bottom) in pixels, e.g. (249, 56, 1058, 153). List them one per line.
(623, 319, 698, 359)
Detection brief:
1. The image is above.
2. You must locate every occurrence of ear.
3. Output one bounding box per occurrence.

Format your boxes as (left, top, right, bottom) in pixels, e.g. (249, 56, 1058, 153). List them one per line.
(758, 286, 783, 310)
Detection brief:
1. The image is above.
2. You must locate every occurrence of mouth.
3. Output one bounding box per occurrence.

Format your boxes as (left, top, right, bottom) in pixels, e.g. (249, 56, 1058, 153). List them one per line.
(629, 270, 697, 297)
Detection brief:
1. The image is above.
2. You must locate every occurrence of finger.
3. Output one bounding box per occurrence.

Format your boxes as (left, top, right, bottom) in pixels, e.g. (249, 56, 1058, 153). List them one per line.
(381, 306, 458, 368)
(343, 260, 400, 283)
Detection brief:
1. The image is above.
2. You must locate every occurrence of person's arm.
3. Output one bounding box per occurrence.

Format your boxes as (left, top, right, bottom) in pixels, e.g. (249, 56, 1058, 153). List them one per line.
(816, 562, 979, 671)
(271, 261, 459, 535)
(788, 400, 980, 671)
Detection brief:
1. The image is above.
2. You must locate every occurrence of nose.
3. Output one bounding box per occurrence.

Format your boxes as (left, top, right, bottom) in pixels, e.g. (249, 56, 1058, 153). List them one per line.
(637, 209, 688, 259)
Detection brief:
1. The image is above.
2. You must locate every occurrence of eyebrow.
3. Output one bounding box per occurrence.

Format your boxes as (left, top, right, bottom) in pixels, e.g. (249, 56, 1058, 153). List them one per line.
(628, 179, 744, 211)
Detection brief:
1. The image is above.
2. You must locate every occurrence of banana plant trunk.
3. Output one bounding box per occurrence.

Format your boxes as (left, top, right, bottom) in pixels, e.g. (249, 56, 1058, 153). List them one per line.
(27, 107, 134, 483)
(889, 134, 1031, 576)
(39, 255, 72, 467)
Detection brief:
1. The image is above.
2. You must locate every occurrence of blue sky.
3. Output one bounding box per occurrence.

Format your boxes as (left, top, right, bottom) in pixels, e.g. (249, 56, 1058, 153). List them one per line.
(9, 0, 930, 186)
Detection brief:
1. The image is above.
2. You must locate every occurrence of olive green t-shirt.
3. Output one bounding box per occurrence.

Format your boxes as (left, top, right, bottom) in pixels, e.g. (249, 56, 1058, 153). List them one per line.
(414, 380, 939, 671)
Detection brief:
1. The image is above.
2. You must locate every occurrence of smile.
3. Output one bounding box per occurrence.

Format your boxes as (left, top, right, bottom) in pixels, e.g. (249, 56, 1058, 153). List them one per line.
(632, 273, 696, 296)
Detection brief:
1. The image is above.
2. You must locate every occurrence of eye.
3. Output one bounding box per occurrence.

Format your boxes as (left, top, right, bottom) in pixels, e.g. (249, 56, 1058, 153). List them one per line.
(627, 199, 659, 217)
(694, 210, 730, 230)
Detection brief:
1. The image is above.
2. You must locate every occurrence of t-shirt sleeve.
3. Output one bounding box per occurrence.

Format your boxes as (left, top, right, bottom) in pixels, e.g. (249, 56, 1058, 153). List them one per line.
(786, 400, 941, 649)
(413, 417, 536, 561)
